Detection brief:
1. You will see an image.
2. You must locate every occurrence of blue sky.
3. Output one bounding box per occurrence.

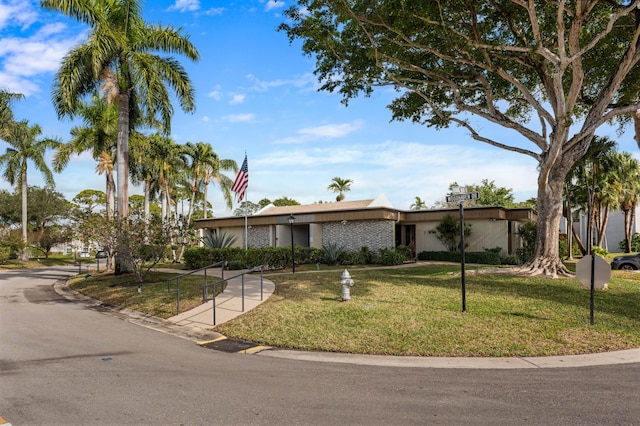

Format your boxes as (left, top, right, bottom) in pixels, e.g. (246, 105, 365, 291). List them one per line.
(1, 0, 638, 217)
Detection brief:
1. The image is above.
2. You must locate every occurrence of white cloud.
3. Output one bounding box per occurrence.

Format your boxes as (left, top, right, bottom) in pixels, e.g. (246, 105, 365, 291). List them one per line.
(275, 121, 364, 144)
(0, 0, 37, 31)
(248, 141, 539, 209)
(230, 94, 246, 104)
(246, 73, 318, 92)
(168, 0, 200, 12)
(221, 113, 255, 123)
(0, 70, 38, 95)
(265, 1, 285, 12)
(0, 15, 86, 95)
(202, 116, 210, 122)
(208, 87, 222, 100)
(203, 8, 225, 16)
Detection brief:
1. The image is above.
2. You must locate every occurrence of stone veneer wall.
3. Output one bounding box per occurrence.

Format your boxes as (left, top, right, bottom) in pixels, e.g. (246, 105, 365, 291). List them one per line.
(323, 220, 395, 252)
(247, 225, 271, 248)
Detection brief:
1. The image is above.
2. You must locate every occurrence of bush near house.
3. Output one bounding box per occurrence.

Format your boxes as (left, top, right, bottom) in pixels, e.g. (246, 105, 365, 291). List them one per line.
(417, 250, 501, 265)
(183, 245, 410, 270)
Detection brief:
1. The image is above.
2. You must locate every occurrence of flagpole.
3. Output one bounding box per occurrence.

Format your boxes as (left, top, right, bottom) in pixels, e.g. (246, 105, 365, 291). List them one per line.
(244, 188, 248, 250)
(231, 152, 249, 250)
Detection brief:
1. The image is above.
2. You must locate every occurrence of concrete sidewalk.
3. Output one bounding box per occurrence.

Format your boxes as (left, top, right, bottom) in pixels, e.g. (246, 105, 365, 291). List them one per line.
(160, 267, 275, 330)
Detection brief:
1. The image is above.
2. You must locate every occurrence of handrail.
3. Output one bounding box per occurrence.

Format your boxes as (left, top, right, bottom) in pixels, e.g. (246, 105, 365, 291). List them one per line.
(203, 265, 264, 325)
(167, 261, 226, 315)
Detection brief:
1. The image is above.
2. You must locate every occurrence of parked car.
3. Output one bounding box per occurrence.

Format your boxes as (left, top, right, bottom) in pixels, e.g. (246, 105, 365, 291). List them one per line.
(79, 251, 90, 258)
(610, 254, 640, 270)
(95, 250, 108, 259)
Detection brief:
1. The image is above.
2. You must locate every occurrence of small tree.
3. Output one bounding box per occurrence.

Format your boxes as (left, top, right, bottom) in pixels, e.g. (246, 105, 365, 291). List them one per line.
(429, 214, 471, 252)
(32, 225, 72, 259)
(516, 222, 537, 264)
(115, 216, 172, 283)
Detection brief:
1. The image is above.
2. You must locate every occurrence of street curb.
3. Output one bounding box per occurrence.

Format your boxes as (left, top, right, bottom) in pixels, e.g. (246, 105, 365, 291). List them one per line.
(52, 274, 640, 369)
(52, 279, 223, 344)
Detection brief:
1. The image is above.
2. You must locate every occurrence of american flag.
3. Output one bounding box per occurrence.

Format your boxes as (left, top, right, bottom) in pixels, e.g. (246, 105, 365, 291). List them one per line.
(232, 154, 249, 202)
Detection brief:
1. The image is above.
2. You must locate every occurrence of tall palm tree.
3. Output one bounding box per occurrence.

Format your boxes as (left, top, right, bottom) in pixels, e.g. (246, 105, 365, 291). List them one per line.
(130, 132, 160, 223)
(183, 141, 237, 221)
(566, 136, 617, 253)
(0, 90, 24, 140)
(147, 133, 185, 223)
(327, 177, 353, 201)
(614, 152, 640, 252)
(0, 121, 60, 260)
(53, 94, 118, 219)
(41, 0, 199, 220)
(180, 141, 237, 260)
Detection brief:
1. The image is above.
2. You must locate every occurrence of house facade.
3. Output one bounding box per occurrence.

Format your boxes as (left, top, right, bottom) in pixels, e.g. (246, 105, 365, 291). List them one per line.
(194, 195, 536, 256)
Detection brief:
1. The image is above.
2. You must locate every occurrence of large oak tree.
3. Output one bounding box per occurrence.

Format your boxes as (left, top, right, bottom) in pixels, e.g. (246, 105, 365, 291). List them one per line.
(281, 0, 640, 277)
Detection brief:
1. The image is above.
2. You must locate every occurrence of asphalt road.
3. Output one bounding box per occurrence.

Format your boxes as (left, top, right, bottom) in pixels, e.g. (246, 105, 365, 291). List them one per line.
(2, 266, 640, 425)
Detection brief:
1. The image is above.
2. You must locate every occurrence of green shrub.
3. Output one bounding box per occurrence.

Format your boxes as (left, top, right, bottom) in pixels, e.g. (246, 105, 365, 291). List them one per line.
(201, 230, 237, 249)
(417, 250, 500, 265)
(428, 213, 472, 252)
(500, 255, 521, 265)
(226, 260, 248, 270)
(516, 222, 536, 263)
(592, 246, 609, 257)
(374, 248, 406, 266)
(322, 242, 346, 265)
(618, 233, 640, 252)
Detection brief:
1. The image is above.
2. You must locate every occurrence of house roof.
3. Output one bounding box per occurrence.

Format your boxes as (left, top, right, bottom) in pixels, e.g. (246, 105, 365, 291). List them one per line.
(194, 194, 535, 229)
(256, 194, 392, 216)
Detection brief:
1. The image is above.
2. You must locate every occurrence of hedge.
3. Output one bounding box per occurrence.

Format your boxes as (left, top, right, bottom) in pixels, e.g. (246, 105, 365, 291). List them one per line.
(417, 250, 501, 265)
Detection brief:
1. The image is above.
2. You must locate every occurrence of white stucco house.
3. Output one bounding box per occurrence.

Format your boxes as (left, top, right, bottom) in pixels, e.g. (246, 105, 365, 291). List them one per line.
(194, 194, 536, 256)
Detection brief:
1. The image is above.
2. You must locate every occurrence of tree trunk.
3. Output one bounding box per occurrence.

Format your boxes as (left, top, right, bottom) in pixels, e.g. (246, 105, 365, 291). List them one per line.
(571, 226, 587, 255)
(106, 171, 115, 221)
(143, 178, 150, 223)
(596, 202, 610, 248)
(521, 168, 571, 277)
(623, 207, 632, 252)
(115, 92, 131, 275)
(116, 92, 130, 220)
(177, 182, 198, 263)
(565, 196, 574, 260)
(21, 169, 28, 261)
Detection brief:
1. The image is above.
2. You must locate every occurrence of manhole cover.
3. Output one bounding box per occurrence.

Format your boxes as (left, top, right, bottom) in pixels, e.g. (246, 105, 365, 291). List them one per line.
(200, 338, 258, 353)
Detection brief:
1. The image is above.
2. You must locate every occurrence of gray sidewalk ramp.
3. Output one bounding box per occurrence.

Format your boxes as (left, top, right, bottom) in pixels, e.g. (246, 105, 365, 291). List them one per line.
(165, 269, 275, 329)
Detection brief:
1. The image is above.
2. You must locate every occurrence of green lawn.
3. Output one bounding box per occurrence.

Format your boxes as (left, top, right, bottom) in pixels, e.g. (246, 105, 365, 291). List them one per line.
(61, 262, 640, 357)
(216, 265, 640, 357)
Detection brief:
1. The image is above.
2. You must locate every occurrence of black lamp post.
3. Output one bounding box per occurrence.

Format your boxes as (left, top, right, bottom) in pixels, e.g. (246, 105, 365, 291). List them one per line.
(288, 214, 295, 273)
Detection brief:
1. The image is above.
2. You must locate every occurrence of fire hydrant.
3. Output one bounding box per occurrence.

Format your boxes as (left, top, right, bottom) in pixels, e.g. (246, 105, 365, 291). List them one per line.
(341, 269, 354, 301)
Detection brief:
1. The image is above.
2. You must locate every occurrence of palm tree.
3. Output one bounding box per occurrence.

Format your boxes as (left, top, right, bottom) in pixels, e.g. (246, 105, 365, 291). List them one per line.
(614, 152, 640, 252)
(180, 141, 237, 260)
(0, 121, 60, 260)
(410, 196, 428, 210)
(146, 133, 185, 223)
(0, 90, 24, 140)
(53, 94, 118, 219)
(327, 177, 353, 201)
(130, 132, 160, 223)
(42, 0, 199, 220)
(183, 141, 237, 220)
(566, 136, 617, 253)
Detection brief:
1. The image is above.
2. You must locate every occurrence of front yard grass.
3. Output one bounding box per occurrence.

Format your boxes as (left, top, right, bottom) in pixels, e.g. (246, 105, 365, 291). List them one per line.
(66, 263, 640, 357)
(216, 265, 640, 357)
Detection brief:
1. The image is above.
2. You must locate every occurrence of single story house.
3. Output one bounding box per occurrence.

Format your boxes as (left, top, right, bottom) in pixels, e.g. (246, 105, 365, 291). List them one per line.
(194, 194, 536, 256)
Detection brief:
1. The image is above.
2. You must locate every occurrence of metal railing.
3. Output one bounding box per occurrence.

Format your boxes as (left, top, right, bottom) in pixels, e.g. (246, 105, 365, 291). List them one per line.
(203, 265, 264, 325)
(167, 261, 226, 315)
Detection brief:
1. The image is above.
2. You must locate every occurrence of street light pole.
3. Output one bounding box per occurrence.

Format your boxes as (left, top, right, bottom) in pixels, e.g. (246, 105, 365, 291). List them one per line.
(288, 214, 295, 273)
